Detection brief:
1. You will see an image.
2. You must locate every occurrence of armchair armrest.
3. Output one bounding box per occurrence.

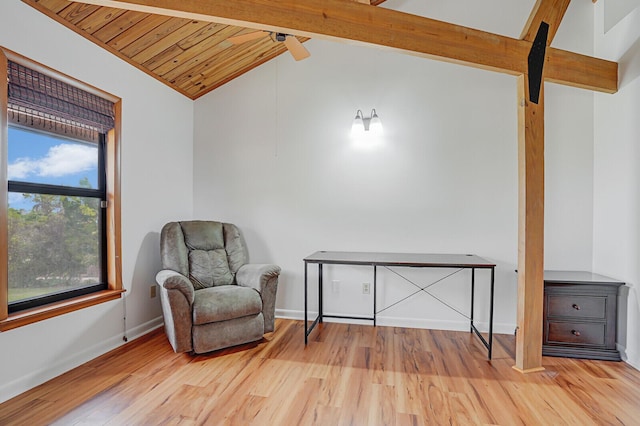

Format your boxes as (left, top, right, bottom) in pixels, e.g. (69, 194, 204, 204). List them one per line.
(236, 264, 280, 292)
(155, 269, 195, 353)
(156, 269, 195, 305)
(236, 264, 280, 333)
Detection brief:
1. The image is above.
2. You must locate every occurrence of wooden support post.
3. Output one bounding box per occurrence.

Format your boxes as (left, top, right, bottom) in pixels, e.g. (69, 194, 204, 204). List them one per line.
(514, 73, 545, 373)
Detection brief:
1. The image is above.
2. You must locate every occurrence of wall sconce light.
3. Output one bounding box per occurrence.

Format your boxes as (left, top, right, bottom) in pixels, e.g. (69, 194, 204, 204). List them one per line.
(351, 109, 383, 136)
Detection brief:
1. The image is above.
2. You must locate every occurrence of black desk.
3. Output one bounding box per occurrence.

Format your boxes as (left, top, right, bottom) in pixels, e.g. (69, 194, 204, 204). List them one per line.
(303, 251, 497, 359)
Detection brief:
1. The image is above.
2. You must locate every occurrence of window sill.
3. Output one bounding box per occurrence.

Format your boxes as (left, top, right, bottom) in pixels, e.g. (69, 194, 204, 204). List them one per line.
(0, 289, 125, 332)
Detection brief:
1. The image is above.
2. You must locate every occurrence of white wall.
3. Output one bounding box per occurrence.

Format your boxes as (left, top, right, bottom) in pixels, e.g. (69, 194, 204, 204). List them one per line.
(546, 0, 596, 271)
(0, 1, 194, 402)
(194, 0, 596, 335)
(604, 0, 640, 32)
(594, 2, 640, 369)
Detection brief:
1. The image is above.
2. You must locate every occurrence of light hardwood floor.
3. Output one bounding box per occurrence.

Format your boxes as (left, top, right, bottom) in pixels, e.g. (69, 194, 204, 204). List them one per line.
(1, 319, 639, 425)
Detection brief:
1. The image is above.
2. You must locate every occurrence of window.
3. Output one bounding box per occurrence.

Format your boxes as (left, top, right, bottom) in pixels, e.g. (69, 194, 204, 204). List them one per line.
(0, 47, 122, 330)
(7, 127, 107, 312)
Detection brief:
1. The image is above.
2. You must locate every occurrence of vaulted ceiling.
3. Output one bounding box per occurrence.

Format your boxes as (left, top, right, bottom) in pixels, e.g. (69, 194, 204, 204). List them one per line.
(24, 0, 617, 101)
(23, 0, 385, 99)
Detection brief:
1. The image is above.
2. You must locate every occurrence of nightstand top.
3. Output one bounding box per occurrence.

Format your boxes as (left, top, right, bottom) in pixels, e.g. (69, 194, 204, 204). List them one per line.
(543, 270, 624, 286)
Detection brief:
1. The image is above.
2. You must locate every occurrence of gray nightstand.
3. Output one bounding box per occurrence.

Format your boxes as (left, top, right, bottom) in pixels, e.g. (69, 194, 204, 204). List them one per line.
(542, 271, 624, 361)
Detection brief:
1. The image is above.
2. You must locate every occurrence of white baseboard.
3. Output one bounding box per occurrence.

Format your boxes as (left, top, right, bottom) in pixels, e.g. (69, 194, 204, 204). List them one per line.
(276, 309, 516, 335)
(0, 316, 163, 404)
(125, 316, 164, 342)
(618, 343, 640, 371)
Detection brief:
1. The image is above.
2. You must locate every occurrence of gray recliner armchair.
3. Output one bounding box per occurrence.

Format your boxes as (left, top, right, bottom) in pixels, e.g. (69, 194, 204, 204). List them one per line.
(155, 220, 280, 354)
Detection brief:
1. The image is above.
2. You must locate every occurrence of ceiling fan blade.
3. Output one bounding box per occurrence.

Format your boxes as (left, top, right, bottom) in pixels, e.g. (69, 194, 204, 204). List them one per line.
(356, 0, 371, 3)
(227, 30, 269, 45)
(283, 36, 310, 61)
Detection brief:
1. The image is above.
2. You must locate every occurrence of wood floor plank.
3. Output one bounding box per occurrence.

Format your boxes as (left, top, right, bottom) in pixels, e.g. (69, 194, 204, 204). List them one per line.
(2, 319, 640, 425)
(368, 383, 397, 425)
(445, 392, 480, 424)
(337, 367, 374, 425)
(227, 394, 267, 425)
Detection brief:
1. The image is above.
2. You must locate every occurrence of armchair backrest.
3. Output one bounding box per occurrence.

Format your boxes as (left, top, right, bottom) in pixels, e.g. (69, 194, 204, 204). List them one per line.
(160, 221, 248, 290)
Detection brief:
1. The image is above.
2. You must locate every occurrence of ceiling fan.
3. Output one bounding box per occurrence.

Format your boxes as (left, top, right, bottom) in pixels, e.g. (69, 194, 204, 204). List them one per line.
(226, 31, 311, 61)
(225, 1, 371, 61)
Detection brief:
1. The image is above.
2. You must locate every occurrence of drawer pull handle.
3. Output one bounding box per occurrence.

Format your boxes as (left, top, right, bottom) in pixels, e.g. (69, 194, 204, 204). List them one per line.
(571, 330, 581, 336)
(572, 304, 581, 310)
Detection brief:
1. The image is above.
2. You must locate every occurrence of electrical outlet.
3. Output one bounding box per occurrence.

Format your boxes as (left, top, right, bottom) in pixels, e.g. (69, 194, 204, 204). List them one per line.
(332, 280, 340, 293)
(362, 282, 370, 295)
(150, 285, 157, 298)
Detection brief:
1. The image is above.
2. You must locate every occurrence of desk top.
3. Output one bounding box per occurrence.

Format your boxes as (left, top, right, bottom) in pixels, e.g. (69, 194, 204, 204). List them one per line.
(304, 251, 495, 268)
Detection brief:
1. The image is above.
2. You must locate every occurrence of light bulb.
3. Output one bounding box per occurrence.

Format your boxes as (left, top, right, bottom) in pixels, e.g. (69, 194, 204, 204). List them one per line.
(369, 110, 383, 134)
(351, 110, 365, 136)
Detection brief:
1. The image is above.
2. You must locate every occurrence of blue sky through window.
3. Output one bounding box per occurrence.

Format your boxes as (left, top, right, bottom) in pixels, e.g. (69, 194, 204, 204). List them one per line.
(8, 127, 98, 210)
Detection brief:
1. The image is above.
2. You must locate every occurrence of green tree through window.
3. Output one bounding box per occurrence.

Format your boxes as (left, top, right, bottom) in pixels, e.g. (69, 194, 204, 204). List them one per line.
(7, 127, 106, 311)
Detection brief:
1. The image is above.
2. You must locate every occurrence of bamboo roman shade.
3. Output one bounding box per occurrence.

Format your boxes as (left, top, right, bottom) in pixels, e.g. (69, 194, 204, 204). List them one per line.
(7, 60, 115, 142)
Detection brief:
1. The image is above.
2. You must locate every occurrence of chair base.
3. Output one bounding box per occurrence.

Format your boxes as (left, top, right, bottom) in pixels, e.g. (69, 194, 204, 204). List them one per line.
(192, 313, 264, 354)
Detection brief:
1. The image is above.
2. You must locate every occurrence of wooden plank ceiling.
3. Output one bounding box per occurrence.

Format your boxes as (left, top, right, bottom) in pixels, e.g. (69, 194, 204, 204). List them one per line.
(23, 0, 384, 99)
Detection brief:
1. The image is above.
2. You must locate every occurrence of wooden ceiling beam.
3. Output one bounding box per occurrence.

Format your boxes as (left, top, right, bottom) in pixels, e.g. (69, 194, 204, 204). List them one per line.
(520, 0, 571, 43)
(71, 0, 617, 93)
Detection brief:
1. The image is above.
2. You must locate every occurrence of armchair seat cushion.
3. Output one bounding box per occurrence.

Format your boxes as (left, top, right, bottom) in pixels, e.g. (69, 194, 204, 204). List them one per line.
(192, 285, 262, 325)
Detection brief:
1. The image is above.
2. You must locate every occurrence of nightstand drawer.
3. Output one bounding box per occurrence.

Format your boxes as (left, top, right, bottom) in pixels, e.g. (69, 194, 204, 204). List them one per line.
(547, 295, 606, 319)
(546, 321, 605, 346)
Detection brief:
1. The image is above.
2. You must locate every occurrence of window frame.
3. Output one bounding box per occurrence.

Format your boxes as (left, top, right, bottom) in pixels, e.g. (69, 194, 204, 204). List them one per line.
(0, 47, 123, 331)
